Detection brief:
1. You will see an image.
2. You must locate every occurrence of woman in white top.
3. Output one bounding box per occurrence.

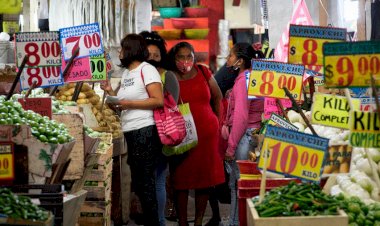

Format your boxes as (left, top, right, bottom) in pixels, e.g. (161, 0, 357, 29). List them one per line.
(100, 34, 164, 226)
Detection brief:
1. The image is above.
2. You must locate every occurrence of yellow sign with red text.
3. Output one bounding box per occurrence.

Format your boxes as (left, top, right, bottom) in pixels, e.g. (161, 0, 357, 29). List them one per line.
(248, 60, 304, 100)
(258, 125, 328, 182)
(0, 143, 14, 181)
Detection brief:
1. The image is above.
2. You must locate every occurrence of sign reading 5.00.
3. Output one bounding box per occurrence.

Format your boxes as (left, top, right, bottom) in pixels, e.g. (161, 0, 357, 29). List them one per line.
(323, 41, 380, 88)
(288, 25, 346, 73)
(258, 125, 329, 182)
(60, 23, 104, 60)
(248, 60, 304, 100)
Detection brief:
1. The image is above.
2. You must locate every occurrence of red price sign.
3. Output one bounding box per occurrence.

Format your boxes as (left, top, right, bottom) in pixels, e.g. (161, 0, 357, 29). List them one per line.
(323, 41, 380, 88)
(258, 125, 328, 182)
(18, 97, 52, 119)
(0, 143, 14, 181)
(248, 60, 304, 100)
(63, 54, 106, 82)
(60, 23, 104, 60)
(288, 25, 346, 75)
(15, 32, 63, 90)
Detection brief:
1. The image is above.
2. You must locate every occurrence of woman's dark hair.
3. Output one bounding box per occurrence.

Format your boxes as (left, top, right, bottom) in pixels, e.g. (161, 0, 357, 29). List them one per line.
(119, 33, 149, 68)
(167, 42, 195, 72)
(139, 30, 168, 68)
(232, 42, 256, 69)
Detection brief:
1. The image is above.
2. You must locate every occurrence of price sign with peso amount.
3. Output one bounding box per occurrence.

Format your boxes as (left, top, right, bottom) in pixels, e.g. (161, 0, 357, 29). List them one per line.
(323, 41, 380, 88)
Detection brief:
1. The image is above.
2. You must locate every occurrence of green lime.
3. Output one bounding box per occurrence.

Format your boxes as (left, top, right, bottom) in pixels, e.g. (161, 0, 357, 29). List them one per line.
(39, 134, 48, 143)
(0, 119, 7, 125)
(5, 118, 13, 124)
(38, 126, 46, 134)
(48, 137, 58, 144)
(57, 134, 66, 144)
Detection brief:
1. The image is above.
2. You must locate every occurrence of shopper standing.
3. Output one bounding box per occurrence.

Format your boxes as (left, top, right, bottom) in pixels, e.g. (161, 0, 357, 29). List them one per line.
(100, 34, 163, 226)
(140, 30, 179, 226)
(223, 43, 264, 226)
(167, 42, 224, 226)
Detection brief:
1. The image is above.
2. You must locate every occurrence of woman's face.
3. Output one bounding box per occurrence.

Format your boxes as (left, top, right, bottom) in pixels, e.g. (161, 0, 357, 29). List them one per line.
(148, 45, 161, 62)
(226, 49, 239, 67)
(175, 47, 194, 73)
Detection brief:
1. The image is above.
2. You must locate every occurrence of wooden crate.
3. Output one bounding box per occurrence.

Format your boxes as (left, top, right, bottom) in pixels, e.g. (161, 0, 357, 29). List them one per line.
(246, 199, 348, 226)
(87, 159, 113, 182)
(79, 200, 112, 226)
(53, 113, 85, 180)
(77, 216, 110, 226)
(83, 178, 112, 201)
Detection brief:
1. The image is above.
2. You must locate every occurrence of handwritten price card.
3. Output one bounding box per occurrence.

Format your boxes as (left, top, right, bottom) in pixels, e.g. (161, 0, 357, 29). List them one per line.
(288, 25, 346, 75)
(60, 23, 104, 60)
(258, 125, 329, 182)
(18, 97, 52, 119)
(248, 60, 304, 100)
(63, 54, 106, 82)
(311, 93, 360, 129)
(349, 111, 380, 148)
(15, 32, 63, 90)
(323, 41, 380, 88)
(264, 98, 292, 119)
(0, 143, 14, 181)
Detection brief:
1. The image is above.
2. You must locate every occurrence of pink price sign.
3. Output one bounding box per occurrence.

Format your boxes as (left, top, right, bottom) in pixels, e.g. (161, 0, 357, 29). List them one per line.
(264, 98, 292, 119)
(63, 54, 107, 82)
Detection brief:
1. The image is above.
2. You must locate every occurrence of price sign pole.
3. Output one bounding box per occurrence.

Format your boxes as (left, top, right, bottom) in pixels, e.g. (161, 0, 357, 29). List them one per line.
(370, 75, 380, 123)
(283, 87, 317, 136)
(49, 47, 80, 96)
(6, 55, 28, 101)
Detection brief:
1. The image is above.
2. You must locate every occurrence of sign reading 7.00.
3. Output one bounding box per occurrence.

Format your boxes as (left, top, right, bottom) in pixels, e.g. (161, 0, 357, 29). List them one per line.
(258, 125, 329, 182)
(248, 60, 304, 100)
(60, 23, 104, 60)
(288, 25, 346, 73)
(15, 32, 63, 90)
(323, 41, 380, 88)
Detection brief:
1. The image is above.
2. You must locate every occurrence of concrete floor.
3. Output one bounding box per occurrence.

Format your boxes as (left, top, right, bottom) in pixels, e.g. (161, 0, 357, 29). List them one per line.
(126, 198, 231, 226)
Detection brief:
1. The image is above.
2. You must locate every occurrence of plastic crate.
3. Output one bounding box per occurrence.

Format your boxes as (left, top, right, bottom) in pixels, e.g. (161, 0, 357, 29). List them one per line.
(238, 178, 300, 226)
(6, 184, 64, 226)
(236, 160, 261, 174)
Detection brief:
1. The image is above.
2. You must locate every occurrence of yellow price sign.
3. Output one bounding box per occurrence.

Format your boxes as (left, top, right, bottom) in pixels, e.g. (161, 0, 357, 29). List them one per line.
(3, 21, 19, 34)
(311, 93, 361, 129)
(0, 0, 22, 14)
(349, 111, 380, 148)
(248, 60, 304, 100)
(323, 41, 380, 88)
(0, 143, 14, 181)
(288, 25, 346, 74)
(258, 125, 328, 182)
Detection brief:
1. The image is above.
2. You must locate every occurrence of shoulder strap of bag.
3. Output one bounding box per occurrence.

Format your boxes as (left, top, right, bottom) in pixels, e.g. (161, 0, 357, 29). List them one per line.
(198, 64, 210, 87)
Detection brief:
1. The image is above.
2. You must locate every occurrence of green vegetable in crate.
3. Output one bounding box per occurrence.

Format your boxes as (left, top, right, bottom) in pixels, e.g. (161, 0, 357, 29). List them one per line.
(0, 188, 49, 221)
(252, 181, 340, 217)
(0, 97, 73, 144)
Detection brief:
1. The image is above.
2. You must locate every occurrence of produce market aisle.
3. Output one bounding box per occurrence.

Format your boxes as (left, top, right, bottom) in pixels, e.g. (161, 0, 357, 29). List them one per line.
(125, 198, 230, 226)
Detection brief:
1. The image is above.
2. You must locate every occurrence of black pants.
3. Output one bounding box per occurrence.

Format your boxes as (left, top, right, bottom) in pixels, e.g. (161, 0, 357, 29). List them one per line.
(125, 125, 162, 226)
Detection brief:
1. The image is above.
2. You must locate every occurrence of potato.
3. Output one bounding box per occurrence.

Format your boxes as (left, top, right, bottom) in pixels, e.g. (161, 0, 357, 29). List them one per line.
(59, 95, 67, 101)
(84, 90, 95, 98)
(90, 96, 100, 105)
(78, 92, 87, 99)
(68, 83, 76, 88)
(77, 99, 87, 104)
(99, 121, 107, 127)
(68, 87, 75, 95)
(104, 109, 113, 116)
(66, 95, 73, 101)
(96, 115, 103, 122)
(107, 115, 117, 122)
(95, 103, 102, 110)
(63, 90, 71, 96)
(81, 83, 92, 92)
(92, 107, 98, 115)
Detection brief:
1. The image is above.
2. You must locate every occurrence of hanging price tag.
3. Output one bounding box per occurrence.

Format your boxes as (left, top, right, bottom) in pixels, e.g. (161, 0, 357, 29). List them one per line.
(0, 143, 14, 181)
(60, 23, 104, 60)
(349, 111, 380, 148)
(15, 32, 64, 90)
(248, 60, 304, 100)
(311, 93, 361, 129)
(323, 41, 380, 88)
(63, 54, 106, 82)
(258, 125, 329, 182)
(288, 25, 346, 76)
(18, 97, 52, 119)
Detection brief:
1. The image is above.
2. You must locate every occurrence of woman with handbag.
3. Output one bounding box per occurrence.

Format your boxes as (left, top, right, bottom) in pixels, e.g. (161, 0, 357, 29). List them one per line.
(167, 42, 224, 226)
(100, 34, 163, 226)
(139, 30, 180, 226)
(223, 43, 265, 226)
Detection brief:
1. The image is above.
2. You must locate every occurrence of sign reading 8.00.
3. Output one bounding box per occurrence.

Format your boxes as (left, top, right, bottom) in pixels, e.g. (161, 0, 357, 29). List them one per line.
(288, 25, 346, 73)
(258, 125, 329, 182)
(15, 31, 63, 89)
(248, 60, 304, 100)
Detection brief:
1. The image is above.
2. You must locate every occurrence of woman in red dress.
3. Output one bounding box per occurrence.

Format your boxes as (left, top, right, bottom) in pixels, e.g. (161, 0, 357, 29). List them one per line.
(167, 42, 225, 226)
